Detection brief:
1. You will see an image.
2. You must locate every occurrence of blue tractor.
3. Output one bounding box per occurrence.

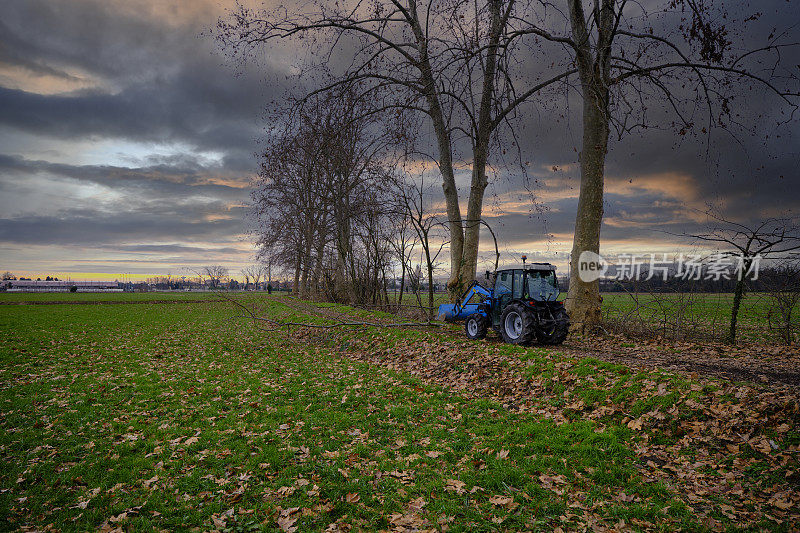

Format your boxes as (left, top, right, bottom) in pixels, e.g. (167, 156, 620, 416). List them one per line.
(437, 261, 569, 345)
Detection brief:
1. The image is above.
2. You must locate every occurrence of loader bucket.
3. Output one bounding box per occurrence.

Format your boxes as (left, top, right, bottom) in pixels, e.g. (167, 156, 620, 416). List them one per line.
(437, 303, 481, 321)
(437, 303, 459, 321)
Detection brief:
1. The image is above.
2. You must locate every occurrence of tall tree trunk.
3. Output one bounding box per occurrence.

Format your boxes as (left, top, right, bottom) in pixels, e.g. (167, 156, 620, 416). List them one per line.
(298, 216, 316, 298)
(729, 278, 745, 344)
(565, 0, 613, 331)
(459, 142, 490, 299)
(429, 98, 463, 301)
(300, 261, 309, 297)
(424, 238, 435, 320)
(311, 229, 326, 296)
(300, 235, 314, 298)
(728, 257, 750, 344)
(397, 261, 406, 311)
(334, 211, 351, 303)
(292, 252, 301, 294)
(453, 0, 502, 301)
(566, 89, 609, 330)
(411, 15, 464, 302)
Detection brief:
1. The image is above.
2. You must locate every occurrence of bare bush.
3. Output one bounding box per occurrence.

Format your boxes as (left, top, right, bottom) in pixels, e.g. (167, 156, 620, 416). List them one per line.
(763, 261, 800, 345)
(603, 286, 711, 342)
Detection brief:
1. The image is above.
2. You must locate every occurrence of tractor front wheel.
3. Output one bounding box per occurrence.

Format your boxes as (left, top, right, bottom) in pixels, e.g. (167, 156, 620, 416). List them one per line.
(465, 313, 487, 340)
(500, 303, 536, 345)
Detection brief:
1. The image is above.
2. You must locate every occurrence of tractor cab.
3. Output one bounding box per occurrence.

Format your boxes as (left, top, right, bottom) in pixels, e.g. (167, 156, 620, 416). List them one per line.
(490, 264, 559, 330)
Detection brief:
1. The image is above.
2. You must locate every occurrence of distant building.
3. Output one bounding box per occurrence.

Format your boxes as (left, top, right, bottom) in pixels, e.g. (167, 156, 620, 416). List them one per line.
(4, 280, 121, 292)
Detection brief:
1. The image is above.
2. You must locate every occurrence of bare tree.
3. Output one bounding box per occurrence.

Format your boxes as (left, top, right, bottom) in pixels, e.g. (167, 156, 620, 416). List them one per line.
(686, 213, 800, 344)
(218, 0, 576, 301)
(194, 269, 205, 288)
(312, 91, 397, 302)
(252, 97, 332, 296)
(352, 190, 397, 307)
(241, 264, 267, 291)
(395, 173, 449, 319)
(387, 203, 419, 312)
(252, 87, 397, 304)
(257, 263, 269, 291)
(509, 0, 800, 328)
(240, 268, 251, 290)
(203, 265, 229, 289)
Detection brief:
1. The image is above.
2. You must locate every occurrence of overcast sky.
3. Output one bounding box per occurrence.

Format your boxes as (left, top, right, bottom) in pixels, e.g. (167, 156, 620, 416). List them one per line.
(1, 0, 798, 280)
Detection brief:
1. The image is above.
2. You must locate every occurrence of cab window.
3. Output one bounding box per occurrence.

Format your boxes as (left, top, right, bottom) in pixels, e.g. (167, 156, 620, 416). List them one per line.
(525, 270, 558, 300)
(512, 270, 524, 299)
(494, 270, 512, 296)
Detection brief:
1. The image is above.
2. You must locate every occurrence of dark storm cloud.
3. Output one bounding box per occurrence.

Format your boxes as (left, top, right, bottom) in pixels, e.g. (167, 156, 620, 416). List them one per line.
(0, 0, 283, 151)
(0, 80, 261, 155)
(0, 2, 174, 80)
(0, 154, 250, 200)
(0, 0, 797, 276)
(508, 96, 799, 219)
(482, 190, 705, 252)
(0, 0, 281, 272)
(111, 244, 245, 255)
(0, 207, 245, 247)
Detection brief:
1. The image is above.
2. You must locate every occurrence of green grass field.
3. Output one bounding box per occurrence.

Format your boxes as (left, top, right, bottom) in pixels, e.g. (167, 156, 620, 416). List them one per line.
(600, 292, 770, 324)
(599, 292, 779, 342)
(1, 294, 797, 531)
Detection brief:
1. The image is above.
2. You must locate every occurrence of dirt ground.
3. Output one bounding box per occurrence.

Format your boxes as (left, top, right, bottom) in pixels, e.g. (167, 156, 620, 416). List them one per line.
(559, 336, 800, 388)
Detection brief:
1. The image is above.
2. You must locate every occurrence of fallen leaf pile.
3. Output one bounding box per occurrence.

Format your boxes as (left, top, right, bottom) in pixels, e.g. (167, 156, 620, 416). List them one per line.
(330, 330, 800, 530)
(565, 333, 800, 387)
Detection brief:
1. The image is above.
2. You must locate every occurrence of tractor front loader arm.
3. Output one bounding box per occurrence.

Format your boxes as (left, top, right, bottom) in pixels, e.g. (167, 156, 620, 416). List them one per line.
(436, 280, 493, 321)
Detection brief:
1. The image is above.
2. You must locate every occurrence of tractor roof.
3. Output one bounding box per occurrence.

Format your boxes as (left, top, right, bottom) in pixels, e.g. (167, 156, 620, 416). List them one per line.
(498, 263, 556, 272)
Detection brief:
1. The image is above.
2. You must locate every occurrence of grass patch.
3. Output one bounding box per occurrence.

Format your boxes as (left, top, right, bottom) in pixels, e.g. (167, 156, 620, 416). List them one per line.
(0, 296, 792, 531)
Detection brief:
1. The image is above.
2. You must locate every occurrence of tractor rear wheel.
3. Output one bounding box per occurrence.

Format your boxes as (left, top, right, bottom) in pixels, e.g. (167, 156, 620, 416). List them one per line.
(536, 306, 570, 345)
(465, 313, 487, 340)
(500, 302, 536, 345)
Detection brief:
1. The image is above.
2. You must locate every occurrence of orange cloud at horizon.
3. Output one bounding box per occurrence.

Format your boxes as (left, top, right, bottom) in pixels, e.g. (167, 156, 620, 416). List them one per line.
(9, 271, 151, 282)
